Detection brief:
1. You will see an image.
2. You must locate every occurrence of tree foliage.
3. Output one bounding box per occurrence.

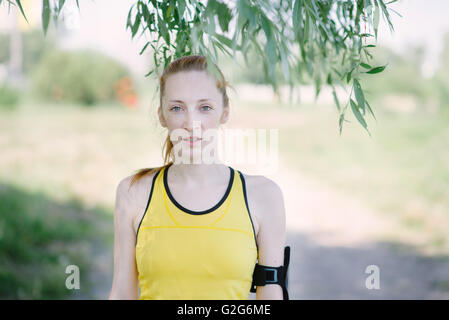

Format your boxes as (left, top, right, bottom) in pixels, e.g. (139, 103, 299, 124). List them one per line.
(1, 0, 401, 134)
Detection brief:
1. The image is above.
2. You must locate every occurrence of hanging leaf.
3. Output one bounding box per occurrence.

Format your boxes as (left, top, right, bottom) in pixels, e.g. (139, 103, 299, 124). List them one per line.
(15, 0, 29, 23)
(365, 64, 387, 74)
(346, 67, 354, 83)
(373, 0, 380, 40)
(131, 13, 141, 38)
(360, 62, 372, 69)
(332, 86, 341, 112)
(42, 0, 51, 36)
(353, 78, 366, 114)
(139, 42, 150, 55)
(57, 0, 66, 14)
(350, 99, 368, 130)
(365, 99, 377, 121)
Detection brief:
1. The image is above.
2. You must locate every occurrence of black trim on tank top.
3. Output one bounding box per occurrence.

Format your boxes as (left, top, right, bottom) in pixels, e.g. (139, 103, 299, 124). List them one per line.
(135, 169, 161, 244)
(238, 170, 259, 255)
(163, 163, 234, 215)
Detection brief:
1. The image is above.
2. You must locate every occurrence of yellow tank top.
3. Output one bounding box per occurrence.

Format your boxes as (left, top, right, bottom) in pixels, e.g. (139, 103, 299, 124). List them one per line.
(135, 163, 259, 300)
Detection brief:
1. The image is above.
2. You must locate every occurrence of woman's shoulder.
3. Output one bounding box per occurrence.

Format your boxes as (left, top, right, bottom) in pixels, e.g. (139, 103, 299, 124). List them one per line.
(117, 170, 159, 199)
(115, 169, 161, 225)
(239, 172, 285, 241)
(239, 171, 283, 200)
(238, 171, 285, 219)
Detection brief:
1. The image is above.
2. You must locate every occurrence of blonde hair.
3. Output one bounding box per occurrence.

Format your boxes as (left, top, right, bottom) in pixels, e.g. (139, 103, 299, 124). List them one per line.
(129, 55, 233, 188)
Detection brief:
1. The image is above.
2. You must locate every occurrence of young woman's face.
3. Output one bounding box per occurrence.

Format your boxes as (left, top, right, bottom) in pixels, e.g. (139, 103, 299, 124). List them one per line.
(158, 70, 229, 158)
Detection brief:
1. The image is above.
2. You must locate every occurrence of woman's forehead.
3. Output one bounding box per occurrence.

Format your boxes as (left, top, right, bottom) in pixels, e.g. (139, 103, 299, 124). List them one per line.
(164, 71, 221, 102)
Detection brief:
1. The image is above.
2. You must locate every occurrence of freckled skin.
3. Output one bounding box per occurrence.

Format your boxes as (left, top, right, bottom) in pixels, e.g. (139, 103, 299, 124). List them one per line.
(109, 70, 286, 300)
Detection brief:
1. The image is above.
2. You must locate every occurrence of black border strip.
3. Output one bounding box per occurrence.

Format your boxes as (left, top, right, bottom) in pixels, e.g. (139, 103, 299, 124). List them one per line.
(135, 169, 161, 244)
(238, 170, 259, 255)
(163, 163, 234, 215)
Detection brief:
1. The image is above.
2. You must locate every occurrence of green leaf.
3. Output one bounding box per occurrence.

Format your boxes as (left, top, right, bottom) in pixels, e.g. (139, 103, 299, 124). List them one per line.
(331, 67, 342, 78)
(144, 69, 154, 77)
(213, 38, 232, 56)
(261, 15, 277, 66)
(131, 13, 141, 38)
(365, 99, 377, 121)
(42, 0, 51, 36)
(177, 0, 186, 18)
(279, 41, 290, 82)
(339, 112, 346, 135)
(206, 55, 221, 81)
(314, 75, 321, 100)
(360, 62, 372, 69)
(365, 64, 387, 74)
(346, 68, 354, 83)
(353, 78, 366, 114)
(237, 0, 256, 29)
(373, 0, 380, 40)
(350, 99, 368, 130)
(293, 0, 303, 34)
(166, 3, 174, 21)
(139, 42, 150, 55)
(158, 14, 170, 44)
(214, 34, 240, 51)
(141, 3, 153, 26)
(378, 0, 395, 32)
(58, 0, 66, 13)
(332, 86, 341, 112)
(215, 1, 232, 33)
(15, 0, 29, 23)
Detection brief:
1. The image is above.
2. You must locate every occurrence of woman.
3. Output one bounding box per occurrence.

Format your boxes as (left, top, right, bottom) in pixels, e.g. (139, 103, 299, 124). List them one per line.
(108, 55, 287, 300)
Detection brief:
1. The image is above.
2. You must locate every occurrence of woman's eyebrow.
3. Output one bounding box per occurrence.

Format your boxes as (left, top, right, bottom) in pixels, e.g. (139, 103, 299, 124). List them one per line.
(168, 98, 213, 103)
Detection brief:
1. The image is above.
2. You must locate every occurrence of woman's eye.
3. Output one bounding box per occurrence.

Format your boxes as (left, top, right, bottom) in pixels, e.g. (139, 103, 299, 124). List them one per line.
(171, 106, 182, 111)
(201, 105, 212, 111)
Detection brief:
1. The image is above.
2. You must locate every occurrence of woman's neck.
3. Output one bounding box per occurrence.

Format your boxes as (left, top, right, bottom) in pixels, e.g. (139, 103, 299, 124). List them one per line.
(167, 162, 229, 187)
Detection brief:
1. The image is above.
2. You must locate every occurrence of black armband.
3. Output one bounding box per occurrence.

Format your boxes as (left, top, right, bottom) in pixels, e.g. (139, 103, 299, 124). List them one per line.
(250, 246, 290, 300)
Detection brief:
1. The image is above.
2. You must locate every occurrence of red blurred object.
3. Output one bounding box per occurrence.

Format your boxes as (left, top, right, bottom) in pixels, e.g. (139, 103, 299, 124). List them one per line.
(114, 76, 139, 109)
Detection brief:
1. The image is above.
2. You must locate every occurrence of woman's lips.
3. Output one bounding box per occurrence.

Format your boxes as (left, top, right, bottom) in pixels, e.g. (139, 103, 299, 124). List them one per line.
(182, 137, 201, 141)
(182, 137, 202, 146)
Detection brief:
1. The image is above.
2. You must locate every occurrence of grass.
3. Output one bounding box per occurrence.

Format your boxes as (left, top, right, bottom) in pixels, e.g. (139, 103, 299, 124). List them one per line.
(0, 182, 113, 299)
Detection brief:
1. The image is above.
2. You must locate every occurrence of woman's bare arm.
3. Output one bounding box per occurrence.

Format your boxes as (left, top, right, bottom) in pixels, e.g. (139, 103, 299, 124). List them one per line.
(109, 176, 139, 300)
(254, 178, 287, 300)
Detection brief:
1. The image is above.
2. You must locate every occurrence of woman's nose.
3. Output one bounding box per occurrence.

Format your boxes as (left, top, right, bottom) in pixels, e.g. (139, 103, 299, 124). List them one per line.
(184, 112, 202, 132)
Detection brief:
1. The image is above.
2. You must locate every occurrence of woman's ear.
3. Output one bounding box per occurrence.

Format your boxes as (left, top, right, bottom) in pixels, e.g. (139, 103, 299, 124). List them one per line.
(158, 107, 167, 128)
(220, 106, 230, 124)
